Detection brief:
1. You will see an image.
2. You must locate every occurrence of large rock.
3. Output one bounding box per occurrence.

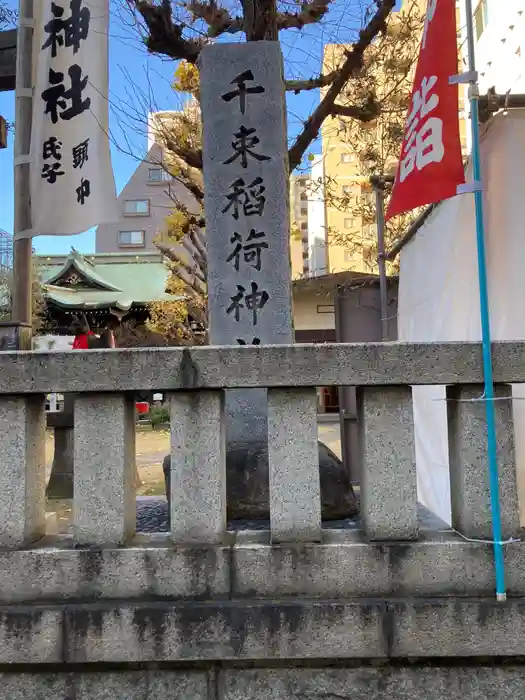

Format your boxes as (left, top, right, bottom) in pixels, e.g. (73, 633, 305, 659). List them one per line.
(318, 442, 359, 520)
(162, 441, 358, 522)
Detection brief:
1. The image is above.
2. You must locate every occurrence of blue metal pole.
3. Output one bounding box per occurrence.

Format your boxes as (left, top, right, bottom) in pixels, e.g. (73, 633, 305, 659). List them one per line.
(464, 0, 506, 601)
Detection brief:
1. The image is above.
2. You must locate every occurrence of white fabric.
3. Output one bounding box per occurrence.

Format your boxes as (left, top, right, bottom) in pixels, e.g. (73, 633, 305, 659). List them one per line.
(33, 335, 74, 351)
(398, 111, 525, 525)
(28, 0, 118, 238)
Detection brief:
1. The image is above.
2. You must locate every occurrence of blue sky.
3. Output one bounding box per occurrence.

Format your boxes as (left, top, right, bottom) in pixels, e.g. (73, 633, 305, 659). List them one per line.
(0, 0, 401, 255)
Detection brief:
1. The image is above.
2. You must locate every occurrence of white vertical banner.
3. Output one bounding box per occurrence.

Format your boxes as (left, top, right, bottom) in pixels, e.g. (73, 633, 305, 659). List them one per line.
(24, 0, 118, 238)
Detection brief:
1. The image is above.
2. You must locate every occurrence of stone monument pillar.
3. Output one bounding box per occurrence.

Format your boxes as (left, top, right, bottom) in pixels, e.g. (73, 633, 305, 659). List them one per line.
(200, 42, 293, 518)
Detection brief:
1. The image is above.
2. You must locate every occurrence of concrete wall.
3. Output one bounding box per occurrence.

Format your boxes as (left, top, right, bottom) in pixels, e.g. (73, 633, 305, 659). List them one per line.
(0, 532, 525, 697)
(292, 288, 335, 331)
(336, 280, 398, 482)
(290, 235, 304, 282)
(4, 663, 525, 699)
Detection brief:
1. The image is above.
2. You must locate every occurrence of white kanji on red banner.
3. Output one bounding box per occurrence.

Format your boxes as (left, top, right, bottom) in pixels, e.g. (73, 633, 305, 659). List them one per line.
(399, 75, 445, 183)
(422, 0, 437, 49)
(386, 0, 464, 220)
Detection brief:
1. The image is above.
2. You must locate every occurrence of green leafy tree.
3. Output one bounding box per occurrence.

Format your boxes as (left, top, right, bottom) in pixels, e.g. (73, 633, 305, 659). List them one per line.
(0, 257, 46, 335)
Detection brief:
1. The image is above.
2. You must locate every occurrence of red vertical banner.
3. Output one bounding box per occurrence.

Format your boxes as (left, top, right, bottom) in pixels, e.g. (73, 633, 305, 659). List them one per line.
(386, 0, 465, 220)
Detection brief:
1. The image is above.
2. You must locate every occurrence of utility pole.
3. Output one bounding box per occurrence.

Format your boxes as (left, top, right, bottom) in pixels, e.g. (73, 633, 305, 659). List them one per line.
(370, 174, 391, 341)
(0, 29, 17, 149)
(464, 0, 506, 602)
(11, 0, 34, 336)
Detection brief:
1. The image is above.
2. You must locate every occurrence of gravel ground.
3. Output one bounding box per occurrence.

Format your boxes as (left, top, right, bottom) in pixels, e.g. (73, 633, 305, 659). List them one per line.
(135, 497, 445, 533)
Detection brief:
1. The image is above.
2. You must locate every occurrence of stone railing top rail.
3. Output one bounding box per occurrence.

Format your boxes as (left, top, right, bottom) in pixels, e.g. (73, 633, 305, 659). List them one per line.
(0, 341, 524, 394)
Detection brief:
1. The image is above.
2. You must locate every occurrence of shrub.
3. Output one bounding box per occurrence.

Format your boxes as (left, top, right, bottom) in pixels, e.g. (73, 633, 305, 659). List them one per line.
(149, 405, 170, 428)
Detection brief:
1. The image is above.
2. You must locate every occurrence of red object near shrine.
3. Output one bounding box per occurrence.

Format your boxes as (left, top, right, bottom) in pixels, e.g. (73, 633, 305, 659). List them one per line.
(136, 402, 149, 415)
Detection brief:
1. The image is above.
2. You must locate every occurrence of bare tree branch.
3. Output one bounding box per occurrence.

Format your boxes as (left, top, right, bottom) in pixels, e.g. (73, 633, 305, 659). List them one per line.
(132, 0, 205, 62)
(162, 136, 203, 170)
(170, 168, 205, 203)
(0, 2, 16, 29)
(288, 0, 396, 171)
(285, 70, 339, 94)
(157, 241, 207, 294)
(241, 0, 278, 40)
(186, 0, 243, 37)
(331, 94, 380, 121)
(277, 0, 332, 30)
(173, 201, 205, 230)
(188, 229, 207, 273)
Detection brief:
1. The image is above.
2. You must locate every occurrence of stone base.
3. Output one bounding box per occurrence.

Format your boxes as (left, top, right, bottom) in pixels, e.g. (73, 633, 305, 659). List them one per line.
(163, 440, 358, 521)
(1, 665, 525, 700)
(46, 426, 142, 502)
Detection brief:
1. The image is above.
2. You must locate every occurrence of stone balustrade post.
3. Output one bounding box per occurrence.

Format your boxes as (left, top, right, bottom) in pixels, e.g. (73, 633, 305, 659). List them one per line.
(73, 394, 136, 546)
(267, 388, 322, 543)
(357, 386, 418, 541)
(447, 383, 520, 540)
(0, 396, 46, 547)
(169, 391, 227, 544)
(46, 393, 75, 500)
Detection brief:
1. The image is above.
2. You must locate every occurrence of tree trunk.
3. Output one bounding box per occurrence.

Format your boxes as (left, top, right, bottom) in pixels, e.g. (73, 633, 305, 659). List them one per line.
(241, 0, 278, 40)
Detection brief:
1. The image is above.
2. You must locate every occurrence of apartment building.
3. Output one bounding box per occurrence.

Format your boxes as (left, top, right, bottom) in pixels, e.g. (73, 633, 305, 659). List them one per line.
(321, 0, 468, 274)
(458, 0, 525, 151)
(95, 111, 197, 254)
(307, 156, 328, 277)
(97, 107, 310, 268)
(459, 0, 525, 94)
(320, 41, 397, 274)
(289, 174, 311, 279)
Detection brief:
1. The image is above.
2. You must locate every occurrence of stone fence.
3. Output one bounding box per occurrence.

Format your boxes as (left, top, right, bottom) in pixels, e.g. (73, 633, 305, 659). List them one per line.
(0, 341, 524, 698)
(0, 341, 522, 549)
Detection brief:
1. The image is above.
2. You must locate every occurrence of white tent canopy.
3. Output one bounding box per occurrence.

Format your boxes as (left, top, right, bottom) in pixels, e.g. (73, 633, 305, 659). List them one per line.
(398, 111, 525, 525)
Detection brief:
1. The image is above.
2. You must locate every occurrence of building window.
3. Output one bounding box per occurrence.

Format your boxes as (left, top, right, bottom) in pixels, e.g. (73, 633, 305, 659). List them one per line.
(300, 192, 308, 201)
(300, 207, 308, 216)
(118, 230, 145, 247)
(148, 167, 170, 182)
(124, 199, 150, 215)
(148, 168, 163, 182)
(317, 304, 334, 314)
(344, 218, 355, 229)
(341, 153, 354, 163)
(474, 0, 488, 41)
(300, 221, 308, 230)
(363, 224, 377, 239)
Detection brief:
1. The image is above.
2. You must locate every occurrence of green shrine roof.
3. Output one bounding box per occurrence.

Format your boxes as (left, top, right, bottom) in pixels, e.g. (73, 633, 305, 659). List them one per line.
(37, 249, 175, 312)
